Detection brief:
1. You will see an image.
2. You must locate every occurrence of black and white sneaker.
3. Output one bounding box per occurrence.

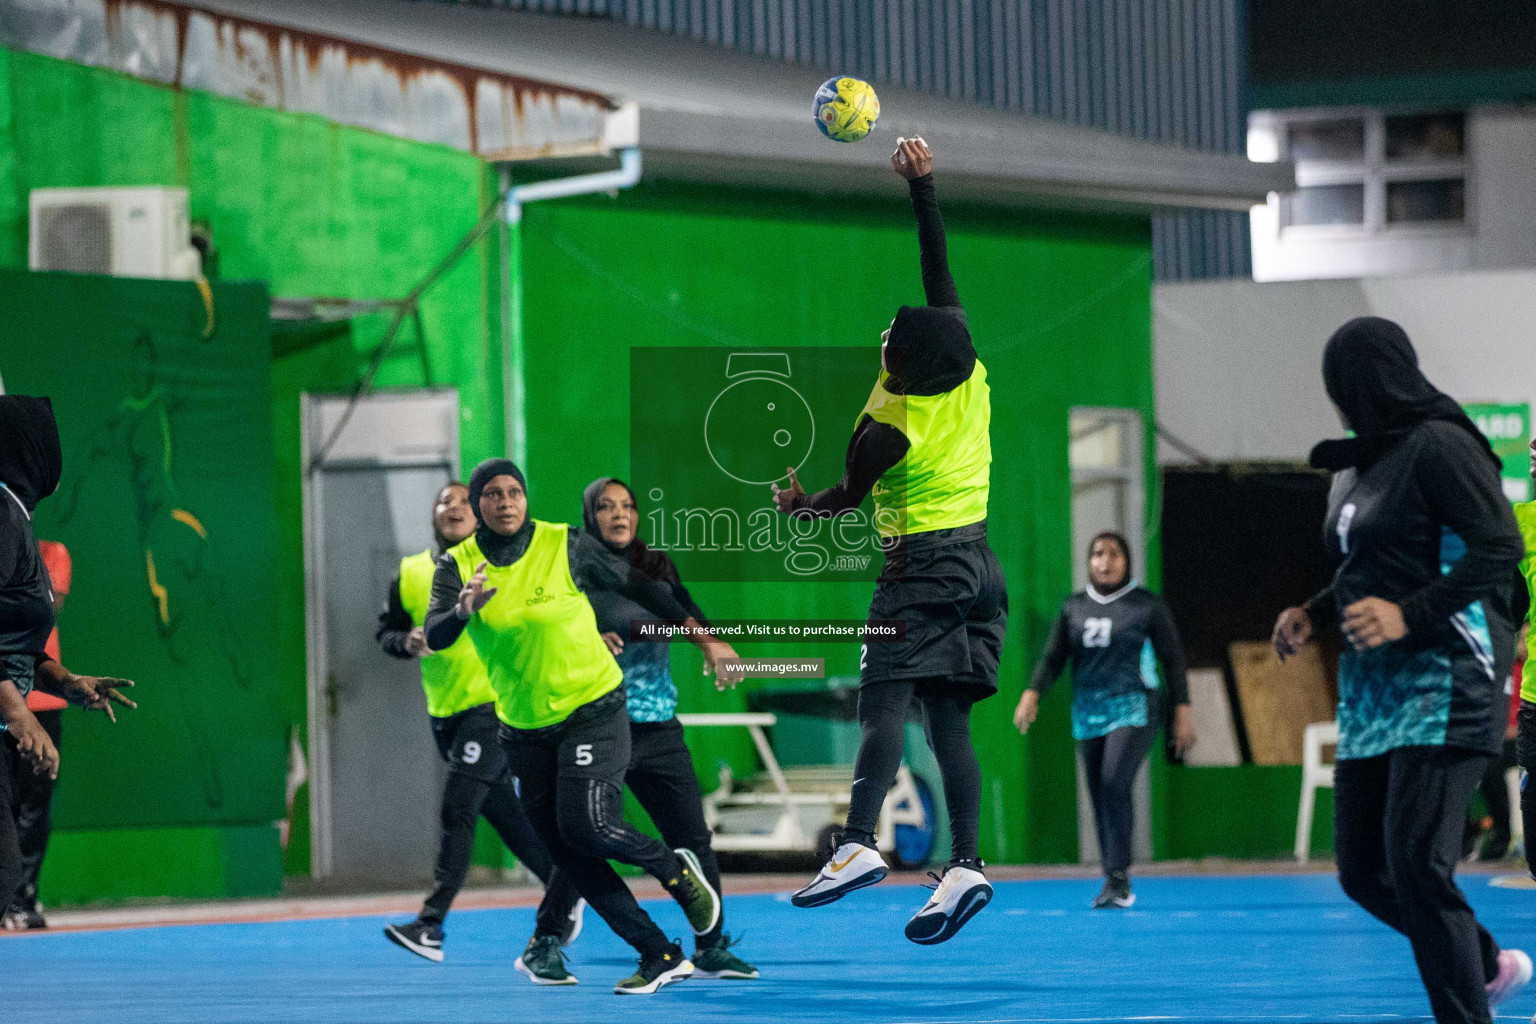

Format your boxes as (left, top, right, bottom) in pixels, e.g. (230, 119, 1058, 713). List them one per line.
(384, 919, 445, 962)
(614, 942, 693, 994)
(557, 898, 586, 947)
(1091, 871, 1135, 909)
(791, 841, 888, 908)
(904, 863, 992, 945)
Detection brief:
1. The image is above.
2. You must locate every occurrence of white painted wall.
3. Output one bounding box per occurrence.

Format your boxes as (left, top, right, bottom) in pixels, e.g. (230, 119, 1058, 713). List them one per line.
(1154, 268, 1536, 464)
(1250, 104, 1536, 282)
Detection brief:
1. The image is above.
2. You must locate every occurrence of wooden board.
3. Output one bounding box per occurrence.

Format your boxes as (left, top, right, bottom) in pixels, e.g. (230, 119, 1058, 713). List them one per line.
(1228, 641, 1337, 765)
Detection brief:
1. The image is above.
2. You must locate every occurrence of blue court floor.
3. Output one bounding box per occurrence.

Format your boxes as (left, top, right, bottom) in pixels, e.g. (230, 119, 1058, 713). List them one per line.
(6, 873, 1536, 1023)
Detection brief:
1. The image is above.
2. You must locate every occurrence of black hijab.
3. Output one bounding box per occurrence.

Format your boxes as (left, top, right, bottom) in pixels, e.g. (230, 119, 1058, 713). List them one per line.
(883, 306, 975, 396)
(1309, 317, 1497, 473)
(466, 457, 532, 562)
(578, 477, 678, 588)
(1088, 531, 1133, 592)
(0, 396, 63, 514)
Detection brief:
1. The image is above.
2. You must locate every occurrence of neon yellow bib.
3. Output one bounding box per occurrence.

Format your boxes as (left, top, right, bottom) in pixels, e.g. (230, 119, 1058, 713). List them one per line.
(450, 522, 622, 729)
(398, 550, 497, 718)
(858, 361, 991, 537)
(1515, 502, 1536, 703)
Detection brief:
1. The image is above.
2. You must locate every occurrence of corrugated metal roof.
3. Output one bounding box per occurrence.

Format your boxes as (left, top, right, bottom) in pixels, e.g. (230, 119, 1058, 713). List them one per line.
(1, 0, 618, 158)
(193, 0, 1293, 213)
(430, 0, 1259, 278)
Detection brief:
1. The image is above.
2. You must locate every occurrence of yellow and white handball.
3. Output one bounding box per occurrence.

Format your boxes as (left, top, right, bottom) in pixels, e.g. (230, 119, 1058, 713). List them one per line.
(813, 76, 880, 142)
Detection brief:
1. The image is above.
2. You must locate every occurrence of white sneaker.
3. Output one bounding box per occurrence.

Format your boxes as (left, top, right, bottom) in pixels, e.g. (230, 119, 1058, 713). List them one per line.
(903, 864, 993, 945)
(559, 898, 586, 947)
(791, 842, 888, 908)
(1486, 948, 1532, 1006)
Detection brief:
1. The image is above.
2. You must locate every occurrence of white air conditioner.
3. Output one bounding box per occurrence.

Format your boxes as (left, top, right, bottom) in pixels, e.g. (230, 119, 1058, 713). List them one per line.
(29, 186, 201, 280)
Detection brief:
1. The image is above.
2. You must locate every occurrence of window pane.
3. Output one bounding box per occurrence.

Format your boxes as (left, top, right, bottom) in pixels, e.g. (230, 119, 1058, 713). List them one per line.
(1287, 119, 1365, 161)
(1284, 184, 1365, 227)
(1385, 112, 1465, 161)
(1386, 179, 1465, 224)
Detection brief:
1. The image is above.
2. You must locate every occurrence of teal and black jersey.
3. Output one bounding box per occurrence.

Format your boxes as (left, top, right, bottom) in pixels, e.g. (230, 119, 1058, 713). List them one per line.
(1311, 420, 1523, 761)
(1030, 583, 1189, 740)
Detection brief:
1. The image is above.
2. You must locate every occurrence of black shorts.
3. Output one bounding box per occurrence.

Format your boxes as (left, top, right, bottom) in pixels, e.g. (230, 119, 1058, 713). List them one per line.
(431, 703, 512, 784)
(1517, 700, 1536, 774)
(859, 522, 1007, 695)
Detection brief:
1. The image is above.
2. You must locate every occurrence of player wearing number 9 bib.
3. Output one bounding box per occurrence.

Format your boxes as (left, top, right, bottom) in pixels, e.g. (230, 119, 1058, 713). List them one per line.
(376, 482, 583, 965)
(423, 459, 721, 995)
(1015, 532, 1193, 910)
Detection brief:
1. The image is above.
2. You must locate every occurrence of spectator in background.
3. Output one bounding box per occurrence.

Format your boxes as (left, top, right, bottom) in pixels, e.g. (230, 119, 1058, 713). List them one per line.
(3, 538, 69, 930)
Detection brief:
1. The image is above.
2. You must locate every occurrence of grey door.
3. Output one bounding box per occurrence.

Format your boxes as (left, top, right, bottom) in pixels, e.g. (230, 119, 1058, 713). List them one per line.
(303, 389, 460, 883)
(319, 465, 449, 885)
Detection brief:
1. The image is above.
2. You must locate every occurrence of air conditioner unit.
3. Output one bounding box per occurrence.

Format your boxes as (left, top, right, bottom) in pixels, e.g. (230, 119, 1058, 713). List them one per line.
(29, 186, 202, 280)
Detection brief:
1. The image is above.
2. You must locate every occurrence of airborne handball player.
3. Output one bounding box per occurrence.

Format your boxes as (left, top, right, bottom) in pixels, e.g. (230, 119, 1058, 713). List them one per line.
(774, 138, 1006, 945)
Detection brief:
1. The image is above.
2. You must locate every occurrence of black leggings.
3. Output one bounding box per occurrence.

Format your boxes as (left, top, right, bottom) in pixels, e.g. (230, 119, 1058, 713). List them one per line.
(844, 679, 981, 863)
(0, 740, 21, 914)
(1516, 701, 1536, 880)
(420, 769, 580, 935)
(6, 708, 59, 912)
(502, 690, 680, 959)
(1335, 746, 1502, 1024)
(628, 718, 724, 947)
(1080, 719, 1158, 876)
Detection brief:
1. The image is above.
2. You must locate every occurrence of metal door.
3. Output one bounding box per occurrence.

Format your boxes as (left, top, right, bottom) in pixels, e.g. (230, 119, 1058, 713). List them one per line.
(302, 390, 460, 883)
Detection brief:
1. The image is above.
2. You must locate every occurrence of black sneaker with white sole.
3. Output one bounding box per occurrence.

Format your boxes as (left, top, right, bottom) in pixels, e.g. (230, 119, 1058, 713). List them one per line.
(1091, 871, 1135, 909)
(662, 849, 721, 936)
(557, 898, 586, 947)
(384, 919, 445, 962)
(614, 942, 693, 994)
(517, 934, 579, 985)
(904, 863, 992, 945)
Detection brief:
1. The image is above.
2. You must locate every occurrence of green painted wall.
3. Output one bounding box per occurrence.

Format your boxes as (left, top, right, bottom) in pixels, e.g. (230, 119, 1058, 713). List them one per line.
(519, 183, 1157, 863)
(0, 47, 508, 897)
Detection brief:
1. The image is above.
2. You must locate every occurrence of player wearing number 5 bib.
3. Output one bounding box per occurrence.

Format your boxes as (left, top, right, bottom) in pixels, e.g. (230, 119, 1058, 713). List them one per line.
(1015, 532, 1193, 910)
(424, 460, 720, 995)
(377, 482, 582, 965)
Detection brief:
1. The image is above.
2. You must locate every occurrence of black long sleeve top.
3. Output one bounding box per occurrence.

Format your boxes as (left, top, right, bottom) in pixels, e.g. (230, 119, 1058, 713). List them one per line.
(422, 523, 585, 653)
(1029, 585, 1191, 707)
(790, 174, 959, 518)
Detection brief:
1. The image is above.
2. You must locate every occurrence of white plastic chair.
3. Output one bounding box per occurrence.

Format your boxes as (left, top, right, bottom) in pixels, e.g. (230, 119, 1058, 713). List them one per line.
(1295, 721, 1339, 863)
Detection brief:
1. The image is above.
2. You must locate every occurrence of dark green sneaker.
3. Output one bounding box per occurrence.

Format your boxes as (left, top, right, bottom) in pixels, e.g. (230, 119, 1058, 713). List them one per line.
(692, 934, 759, 980)
(516, 934, 578, 986)
(614, 942, 692, 994)
(662, 848, 720, 936)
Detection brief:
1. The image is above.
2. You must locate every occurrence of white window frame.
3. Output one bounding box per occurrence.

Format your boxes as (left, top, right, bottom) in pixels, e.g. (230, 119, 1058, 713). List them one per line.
(1257, 107, 1473, 240)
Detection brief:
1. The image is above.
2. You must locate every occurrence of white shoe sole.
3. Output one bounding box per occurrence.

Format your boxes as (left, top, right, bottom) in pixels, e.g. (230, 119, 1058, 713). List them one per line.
(693, 967, 761, 980)
(614, 959, 694, 994)
(383, 924, 443, 963)
(905, 881, 993, 945)
(561, 899, 586, 948)
(674, 848, 721, 936)
(516, 955, 579, 986)
(791, 864, 888, 908)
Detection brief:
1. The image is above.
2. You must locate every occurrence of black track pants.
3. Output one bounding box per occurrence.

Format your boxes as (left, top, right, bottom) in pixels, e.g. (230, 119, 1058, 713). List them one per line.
(7, 708, 59, 912)
(419, 770, 580, 933)
(501, 689, 679, 959)
(1080, 717, 1158, 876)
(844, 679, 982, 862)
(628, 718, 724, 947)
(1334, 746, 1502, 1024)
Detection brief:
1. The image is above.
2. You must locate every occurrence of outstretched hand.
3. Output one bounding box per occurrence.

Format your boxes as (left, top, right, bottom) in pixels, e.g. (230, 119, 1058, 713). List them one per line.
(771, 467, 805, 515)
(456, 561, 498, 619)
(891, 137, 933, 180)
(66, 675, 137, 723)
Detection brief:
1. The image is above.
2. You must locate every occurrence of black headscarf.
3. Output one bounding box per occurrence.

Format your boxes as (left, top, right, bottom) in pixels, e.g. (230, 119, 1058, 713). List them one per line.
(1309, 317, 1496, 473)
(578, 477, 678, 587)
(883, 306, 976, 396)
(467, 458, 526, 526)
(430, 480, 468, 553)
(1088, 531, 1133, 592)
(0, 396, 63, 514)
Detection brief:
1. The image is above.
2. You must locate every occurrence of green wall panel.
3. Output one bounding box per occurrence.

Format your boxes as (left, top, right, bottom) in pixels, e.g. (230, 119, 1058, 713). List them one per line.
(520, 182, 1155, 863)
(1164, 766, 1333, 860)
(40, 825, 282, 906)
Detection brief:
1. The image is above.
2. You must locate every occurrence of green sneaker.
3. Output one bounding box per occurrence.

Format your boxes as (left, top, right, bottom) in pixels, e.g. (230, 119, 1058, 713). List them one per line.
(516, 934, 578, 986)
(692, 935, 759, 980)
(662, 848, 720, 936)
(614, 942, 692, 995)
